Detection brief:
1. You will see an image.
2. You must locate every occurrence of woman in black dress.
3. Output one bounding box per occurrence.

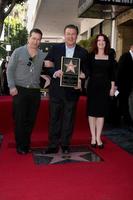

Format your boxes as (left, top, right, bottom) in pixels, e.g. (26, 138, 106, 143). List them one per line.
(87, 34, 116, 148)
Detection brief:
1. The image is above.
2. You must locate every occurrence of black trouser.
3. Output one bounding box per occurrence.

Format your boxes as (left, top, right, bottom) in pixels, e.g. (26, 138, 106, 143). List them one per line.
(119, 93, 132, 126)
(129, 90, 133, 121)
(48, 97, 77, 148)
(13, 86, 41, 150)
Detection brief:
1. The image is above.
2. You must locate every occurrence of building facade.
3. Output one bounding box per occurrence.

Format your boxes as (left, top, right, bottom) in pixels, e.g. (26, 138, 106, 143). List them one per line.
(78, 0, 133, 59)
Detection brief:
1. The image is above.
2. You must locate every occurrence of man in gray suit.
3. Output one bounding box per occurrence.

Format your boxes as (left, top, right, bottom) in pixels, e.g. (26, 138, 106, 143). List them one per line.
(7, 28, 45, 154)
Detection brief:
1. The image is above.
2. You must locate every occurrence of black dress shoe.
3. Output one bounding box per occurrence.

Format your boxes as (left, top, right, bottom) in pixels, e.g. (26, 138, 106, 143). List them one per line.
(45, 147, 59, 154)
(16, 147, 28, 155)
(127, 126, 133, 132)
(27, 148, 32, 153)
(61, 146, 70, 154)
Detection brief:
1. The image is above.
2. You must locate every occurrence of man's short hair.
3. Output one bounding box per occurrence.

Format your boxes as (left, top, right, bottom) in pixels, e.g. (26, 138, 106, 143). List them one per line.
(29, 28, 43, 38)
(64, 24, 79, 35)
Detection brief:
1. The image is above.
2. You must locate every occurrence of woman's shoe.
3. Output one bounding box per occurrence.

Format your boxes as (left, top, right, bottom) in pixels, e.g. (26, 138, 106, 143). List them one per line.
(91, 143, 97, 148)
(97, 143, 104, 149)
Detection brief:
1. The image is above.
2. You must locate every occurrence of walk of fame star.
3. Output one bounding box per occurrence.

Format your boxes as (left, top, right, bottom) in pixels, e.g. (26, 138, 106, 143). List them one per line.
(65, 60, 77, 73)
(32, 146, 103, 165)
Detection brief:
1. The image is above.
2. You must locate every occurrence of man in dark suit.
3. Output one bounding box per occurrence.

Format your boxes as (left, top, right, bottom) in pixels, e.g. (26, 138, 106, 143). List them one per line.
(44, 24, 89, 154)
(117, 44, 133, 127)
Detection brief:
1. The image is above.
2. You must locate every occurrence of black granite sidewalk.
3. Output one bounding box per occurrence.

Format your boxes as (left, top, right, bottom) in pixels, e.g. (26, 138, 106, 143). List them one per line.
(103, 125, 133, 154)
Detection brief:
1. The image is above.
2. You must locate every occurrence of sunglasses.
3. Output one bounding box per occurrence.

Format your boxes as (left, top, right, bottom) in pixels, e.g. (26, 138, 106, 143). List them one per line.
(27, 57, 33, 66)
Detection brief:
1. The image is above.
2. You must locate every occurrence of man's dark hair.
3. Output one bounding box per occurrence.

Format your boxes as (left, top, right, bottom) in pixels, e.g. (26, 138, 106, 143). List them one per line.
(29, 28, 43, 38)
(64, 24, 79, 35)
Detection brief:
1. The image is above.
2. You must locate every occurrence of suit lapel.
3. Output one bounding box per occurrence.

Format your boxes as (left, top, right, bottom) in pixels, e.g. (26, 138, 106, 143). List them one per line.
(128, 52, 133, 62)
(73, 45, 80, 58)
(61, 43, 66, 57)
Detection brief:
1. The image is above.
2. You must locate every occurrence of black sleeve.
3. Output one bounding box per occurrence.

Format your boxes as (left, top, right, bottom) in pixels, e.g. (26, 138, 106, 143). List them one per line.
(44, 46, 55, 62)
(111, 59, 117, 82)
(116, 54, 126, 89)
(44, 46, 57, 76)
(80, 49, 89, 74)
(84, 53, 93, 79)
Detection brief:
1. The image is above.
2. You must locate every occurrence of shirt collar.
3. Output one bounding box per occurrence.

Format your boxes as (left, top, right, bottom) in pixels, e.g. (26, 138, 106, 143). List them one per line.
(65, 45, 75, 58)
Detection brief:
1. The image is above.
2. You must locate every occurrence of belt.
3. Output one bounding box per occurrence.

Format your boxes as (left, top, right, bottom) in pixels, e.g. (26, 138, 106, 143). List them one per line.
(16, 85, 40, 90)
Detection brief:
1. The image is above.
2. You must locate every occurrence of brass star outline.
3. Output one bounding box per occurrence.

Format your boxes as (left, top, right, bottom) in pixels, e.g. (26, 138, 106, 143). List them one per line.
(36, 151, 90, 164)
(64, 60, 77, 73)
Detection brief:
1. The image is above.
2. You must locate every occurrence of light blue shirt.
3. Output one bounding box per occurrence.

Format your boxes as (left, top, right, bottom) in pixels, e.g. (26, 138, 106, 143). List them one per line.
(65, 45, 75, 58)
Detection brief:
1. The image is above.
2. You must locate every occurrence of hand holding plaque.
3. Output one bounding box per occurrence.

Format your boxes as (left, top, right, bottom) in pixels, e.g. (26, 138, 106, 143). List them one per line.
(60, 56, 80, 87)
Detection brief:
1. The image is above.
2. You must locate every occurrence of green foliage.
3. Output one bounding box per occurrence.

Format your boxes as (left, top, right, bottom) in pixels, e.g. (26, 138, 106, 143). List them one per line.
(0, 24, 28, 59)
(78, 39, 89, 50)
(78, 35, 97, 52)
(87, 35, 97, 52)
(0, 0, 27, 42)
(4, 15, 28, 48)
(0, 2, 28, 59)
(10, 27, 28, 51)
(0, 46, 7, 60)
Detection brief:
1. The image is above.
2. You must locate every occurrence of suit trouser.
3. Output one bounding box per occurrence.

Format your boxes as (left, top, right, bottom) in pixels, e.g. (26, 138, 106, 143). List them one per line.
(119, 93, 132, 125)
(13, 86, 41, 149)
(129, 90, 133, 121)
(48, 97, 77, 148)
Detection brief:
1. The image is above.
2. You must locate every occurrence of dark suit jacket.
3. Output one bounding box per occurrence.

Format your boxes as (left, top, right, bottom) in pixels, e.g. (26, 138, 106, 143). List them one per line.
(45, 43, 89, 101)
(117, 51, 133, 97)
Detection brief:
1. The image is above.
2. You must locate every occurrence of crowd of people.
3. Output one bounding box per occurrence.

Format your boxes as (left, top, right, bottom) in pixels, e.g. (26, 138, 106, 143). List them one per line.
(0, 25, 132, 155)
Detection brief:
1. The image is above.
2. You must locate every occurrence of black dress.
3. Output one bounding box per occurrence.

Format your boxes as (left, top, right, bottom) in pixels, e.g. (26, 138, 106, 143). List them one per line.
(87, 56, 115, 117)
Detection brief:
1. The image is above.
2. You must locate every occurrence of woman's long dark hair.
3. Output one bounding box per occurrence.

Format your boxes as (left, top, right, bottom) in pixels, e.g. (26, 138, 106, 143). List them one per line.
(91, 33, 110, 55)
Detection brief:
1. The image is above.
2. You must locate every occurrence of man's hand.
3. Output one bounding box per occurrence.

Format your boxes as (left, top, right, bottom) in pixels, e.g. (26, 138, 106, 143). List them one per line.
(10, 87, 18, 96)
(79, 71, 85, 79)
(74, 79, 82, 90)
(44, 60, 54, 68)
(74, 71, 85, 90)
(53, 70, 63, 78)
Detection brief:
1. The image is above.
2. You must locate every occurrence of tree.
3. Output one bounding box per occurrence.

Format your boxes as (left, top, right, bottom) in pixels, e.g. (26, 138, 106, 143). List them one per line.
(0, 0, 26, 37)
(4, 17, 28, 50)
(0, 3, 28, 59)
(78, 35, 97, 52)
(0, 26, 28, 59)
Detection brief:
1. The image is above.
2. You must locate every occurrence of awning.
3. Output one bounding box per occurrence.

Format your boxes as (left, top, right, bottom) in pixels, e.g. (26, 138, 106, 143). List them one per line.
(78, 0, 133, 19)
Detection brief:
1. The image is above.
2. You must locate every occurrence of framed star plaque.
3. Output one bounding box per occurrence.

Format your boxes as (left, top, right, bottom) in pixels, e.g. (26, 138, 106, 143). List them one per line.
(60, 56, 80, 87)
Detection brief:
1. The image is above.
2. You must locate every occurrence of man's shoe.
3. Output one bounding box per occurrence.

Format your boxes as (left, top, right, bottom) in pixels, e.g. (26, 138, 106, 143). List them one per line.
(28, 148, 32, 153)
(127, 126, 133, 132)
(45, 147, 59, 154)
(16, 147, 28, 155)
(61, 146, 70, 154)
